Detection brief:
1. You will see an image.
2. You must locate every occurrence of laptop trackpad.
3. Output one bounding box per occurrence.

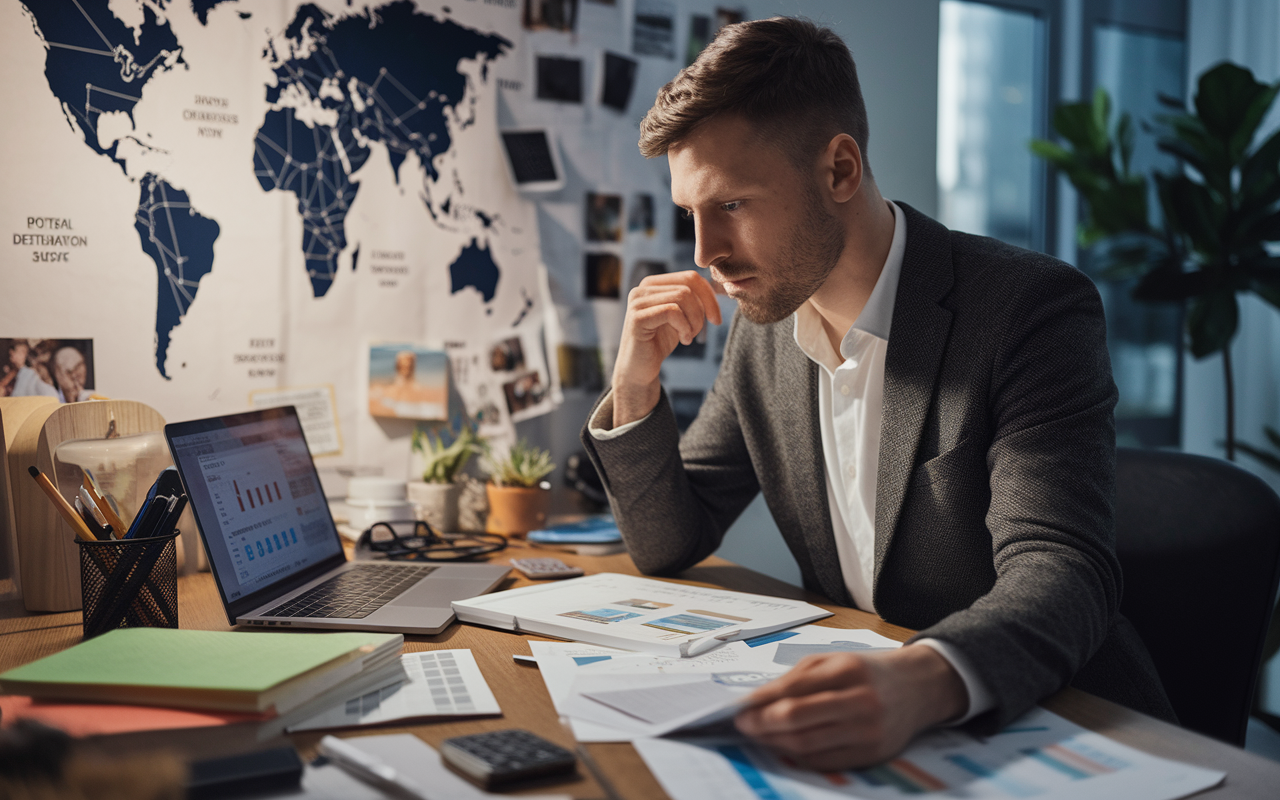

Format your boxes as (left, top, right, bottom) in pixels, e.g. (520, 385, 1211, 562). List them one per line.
(395, 578, 487, 607)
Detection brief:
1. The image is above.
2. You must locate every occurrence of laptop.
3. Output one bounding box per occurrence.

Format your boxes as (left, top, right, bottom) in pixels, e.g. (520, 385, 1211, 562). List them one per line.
(166, 406, 510, 635)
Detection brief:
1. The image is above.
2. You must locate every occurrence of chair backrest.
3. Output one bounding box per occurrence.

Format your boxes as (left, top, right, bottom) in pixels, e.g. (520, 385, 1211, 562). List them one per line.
(1115, 447, 1280, 745)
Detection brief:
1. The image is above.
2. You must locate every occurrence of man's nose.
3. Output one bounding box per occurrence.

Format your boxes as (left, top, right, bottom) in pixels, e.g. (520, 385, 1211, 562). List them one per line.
(693, 216, 730, 270)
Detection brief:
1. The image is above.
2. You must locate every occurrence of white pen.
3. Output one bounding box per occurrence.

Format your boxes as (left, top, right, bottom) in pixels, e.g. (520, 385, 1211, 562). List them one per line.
(684, 626, 744, 657)
(318, 735, 430, 799)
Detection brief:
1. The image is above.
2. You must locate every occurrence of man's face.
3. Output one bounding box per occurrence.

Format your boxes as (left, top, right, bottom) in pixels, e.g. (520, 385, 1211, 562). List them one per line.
(668, 115, 846, 324)
(53, 347, 86, 397)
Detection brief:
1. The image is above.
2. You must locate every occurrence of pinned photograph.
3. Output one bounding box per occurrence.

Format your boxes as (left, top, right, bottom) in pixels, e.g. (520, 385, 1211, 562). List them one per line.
(556, 344, 604, 392)
(627, 193, 655, 235)
(490, 337, 526, 373)
(524, 0, 578, 32)
(368, 345, 447, 420)
(627, 260, 667, 294)
(601, 51, 639, 112)
(633, 0, 675, 58)
(586, 192, 624, 242)
(585, 253, 623, 299)
(716, 7, 745, 28)
(503, 371, 547, 416)
(687, 15, 712, 65)
(1, 338, 94, 402)
(536, 55, 583, 103)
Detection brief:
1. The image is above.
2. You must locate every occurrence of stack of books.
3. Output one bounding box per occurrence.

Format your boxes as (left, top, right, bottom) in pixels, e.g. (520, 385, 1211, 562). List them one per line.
(526, 515, 625, 555)
(0, 628, 405, 739)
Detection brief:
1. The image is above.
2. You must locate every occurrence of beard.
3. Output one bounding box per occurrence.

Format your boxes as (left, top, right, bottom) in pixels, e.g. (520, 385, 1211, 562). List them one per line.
(722, 188, 847, 325)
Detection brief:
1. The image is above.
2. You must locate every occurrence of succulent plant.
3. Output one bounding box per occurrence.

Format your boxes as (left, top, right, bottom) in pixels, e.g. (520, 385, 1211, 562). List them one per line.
(485, 438, 555, 488)
(411, 422, 481, 484)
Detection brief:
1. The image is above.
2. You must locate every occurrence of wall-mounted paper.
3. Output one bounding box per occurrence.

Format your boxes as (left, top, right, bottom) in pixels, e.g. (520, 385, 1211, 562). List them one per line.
(634, 0, 676, 58)
(627, 194, 655, 236)
(500, 130, 564, 191)
(250, 385, 343, 457)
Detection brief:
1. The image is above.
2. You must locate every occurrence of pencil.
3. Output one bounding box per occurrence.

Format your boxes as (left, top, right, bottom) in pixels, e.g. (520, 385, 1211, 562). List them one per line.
(28, 466, 99, 542)
(82, 471, 128, 540)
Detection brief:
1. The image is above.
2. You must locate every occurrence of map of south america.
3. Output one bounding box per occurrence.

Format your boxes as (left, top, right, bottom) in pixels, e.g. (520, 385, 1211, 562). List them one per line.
(256, 1, 511, 298)
(22, 0, 216, 378)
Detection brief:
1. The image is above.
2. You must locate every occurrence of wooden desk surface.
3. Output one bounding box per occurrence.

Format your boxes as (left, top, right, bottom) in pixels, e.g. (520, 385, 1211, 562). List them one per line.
(3, 547, 1279, 799)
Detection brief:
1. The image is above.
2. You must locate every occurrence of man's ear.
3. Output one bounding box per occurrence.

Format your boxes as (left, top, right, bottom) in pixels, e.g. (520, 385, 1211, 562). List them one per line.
(825, 133, 862, 204)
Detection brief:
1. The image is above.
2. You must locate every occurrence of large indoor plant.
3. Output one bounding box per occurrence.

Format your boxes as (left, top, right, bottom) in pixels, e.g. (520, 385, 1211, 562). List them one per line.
(483, 439, 555, 537)
(1030, 63, 1280, 460)
(408, 421, 482, 531)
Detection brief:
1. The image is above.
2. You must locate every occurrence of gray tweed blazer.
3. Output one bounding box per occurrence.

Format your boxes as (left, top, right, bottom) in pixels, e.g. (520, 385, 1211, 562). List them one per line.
(581, 203, 1174, 731)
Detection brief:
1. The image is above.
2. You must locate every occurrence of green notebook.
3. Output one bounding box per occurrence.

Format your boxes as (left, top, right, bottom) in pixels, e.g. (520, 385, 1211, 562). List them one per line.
(0, 628, 403, 712)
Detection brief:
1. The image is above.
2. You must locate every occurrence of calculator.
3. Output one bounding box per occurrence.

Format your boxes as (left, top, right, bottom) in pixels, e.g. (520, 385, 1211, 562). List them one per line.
(509, 557, 584, 579)
(440, 728, 577, 788)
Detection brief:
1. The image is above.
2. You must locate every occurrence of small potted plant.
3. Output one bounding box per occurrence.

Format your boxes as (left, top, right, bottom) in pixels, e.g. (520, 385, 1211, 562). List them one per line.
(483, 439, 555, 537)
(408, 422, 482, 531)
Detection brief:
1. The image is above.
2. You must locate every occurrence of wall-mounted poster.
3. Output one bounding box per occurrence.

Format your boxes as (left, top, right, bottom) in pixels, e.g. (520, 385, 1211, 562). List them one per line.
(556, 344, 604, 392)
(687, 15, 712, 65)
(586, 193, 624, 242)
(524, 0, 579, 32)
(0, 338, 94, 402)
(585, 253, 623, 299)
(674, 204, 696, 242)
(250, 385, 343, 457)
(633, 0, 676, 58)
(537, 56, 583, 103)
(368, 345, 448, 420)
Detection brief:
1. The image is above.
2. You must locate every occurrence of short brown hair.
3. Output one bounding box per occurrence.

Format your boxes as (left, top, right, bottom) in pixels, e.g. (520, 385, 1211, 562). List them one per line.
(639, 17, 870, 174)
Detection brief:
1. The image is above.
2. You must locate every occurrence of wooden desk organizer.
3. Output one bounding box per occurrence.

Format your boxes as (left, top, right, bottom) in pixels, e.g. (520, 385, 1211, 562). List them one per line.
(2, 399, 166, 612)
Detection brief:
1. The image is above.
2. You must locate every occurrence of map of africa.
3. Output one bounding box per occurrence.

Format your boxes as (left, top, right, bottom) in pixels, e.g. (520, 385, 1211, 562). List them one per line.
(20, 0, 519, 378)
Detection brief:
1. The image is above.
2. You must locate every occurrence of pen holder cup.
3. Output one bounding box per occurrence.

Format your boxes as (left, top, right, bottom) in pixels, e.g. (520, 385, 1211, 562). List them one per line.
(78, 530, 180, 639)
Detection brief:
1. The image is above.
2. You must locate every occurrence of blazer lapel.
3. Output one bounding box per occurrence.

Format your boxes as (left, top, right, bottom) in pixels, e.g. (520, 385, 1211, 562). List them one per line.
(874, 204, 955, 589)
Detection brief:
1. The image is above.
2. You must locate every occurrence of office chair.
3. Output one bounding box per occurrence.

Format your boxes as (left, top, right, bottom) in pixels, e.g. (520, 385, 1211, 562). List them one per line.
(1114, 447, 1280, 746)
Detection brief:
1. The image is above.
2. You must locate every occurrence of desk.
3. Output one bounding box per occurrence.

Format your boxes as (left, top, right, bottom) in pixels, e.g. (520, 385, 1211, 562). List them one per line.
(3, 550, 1279, 798)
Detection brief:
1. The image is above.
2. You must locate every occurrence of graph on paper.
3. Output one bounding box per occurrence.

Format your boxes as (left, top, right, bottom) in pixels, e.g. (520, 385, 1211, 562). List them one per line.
(633, 706, 1224, 800)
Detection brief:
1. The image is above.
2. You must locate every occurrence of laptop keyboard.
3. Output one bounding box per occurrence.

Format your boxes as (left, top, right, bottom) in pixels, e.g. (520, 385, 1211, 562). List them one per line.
(262, 564, 435, 619)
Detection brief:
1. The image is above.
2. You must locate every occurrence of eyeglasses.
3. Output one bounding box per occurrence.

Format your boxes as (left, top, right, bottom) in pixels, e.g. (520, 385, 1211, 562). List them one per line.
(356, 520, 507, 562)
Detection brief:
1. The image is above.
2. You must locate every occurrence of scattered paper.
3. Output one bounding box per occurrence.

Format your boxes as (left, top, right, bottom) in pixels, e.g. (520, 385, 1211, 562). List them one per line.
(530, 626, 902, 742)
(633, 707, 1225, 800)
(289, 650, 500, 732)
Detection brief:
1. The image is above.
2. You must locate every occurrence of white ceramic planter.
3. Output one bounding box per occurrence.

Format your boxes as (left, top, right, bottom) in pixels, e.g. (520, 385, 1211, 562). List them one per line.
(407, 481, 462, 532)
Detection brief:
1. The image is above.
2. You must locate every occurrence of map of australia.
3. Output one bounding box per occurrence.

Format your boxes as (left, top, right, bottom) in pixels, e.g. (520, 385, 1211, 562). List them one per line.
(256, 1, 511, 298)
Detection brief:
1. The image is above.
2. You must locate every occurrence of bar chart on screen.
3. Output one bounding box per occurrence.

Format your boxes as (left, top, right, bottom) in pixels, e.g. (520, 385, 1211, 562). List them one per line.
(633, 707, 1225, 800)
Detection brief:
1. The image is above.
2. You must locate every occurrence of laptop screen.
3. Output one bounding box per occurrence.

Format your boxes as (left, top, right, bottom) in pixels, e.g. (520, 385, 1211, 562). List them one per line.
(167, 406, 344, 612)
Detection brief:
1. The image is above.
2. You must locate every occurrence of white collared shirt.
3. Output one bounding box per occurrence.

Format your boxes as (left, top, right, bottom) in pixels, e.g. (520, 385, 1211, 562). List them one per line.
(591, 201, 993, 722)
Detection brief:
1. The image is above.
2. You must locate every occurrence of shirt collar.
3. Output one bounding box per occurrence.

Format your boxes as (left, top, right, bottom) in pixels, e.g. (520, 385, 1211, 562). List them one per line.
(793, 200, 907, 369)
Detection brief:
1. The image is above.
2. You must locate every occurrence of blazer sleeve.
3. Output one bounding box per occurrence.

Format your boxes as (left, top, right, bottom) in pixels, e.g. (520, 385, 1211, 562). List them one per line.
(908, 265, 1122, 732)
(581, 314, 763, 575)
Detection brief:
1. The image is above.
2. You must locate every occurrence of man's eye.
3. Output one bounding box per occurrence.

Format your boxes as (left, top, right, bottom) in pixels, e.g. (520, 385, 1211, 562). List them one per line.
(721, 201, 741, 211)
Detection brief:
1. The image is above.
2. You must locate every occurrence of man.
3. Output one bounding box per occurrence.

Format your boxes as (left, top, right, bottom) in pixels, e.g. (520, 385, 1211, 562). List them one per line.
(51, 345, 93, 403)
(581, 17, 1173, 769)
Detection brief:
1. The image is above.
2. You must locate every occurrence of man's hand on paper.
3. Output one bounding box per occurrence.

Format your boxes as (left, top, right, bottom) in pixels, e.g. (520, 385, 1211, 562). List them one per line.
(733, 644, 967, 770)
(613, 271, 722, 427)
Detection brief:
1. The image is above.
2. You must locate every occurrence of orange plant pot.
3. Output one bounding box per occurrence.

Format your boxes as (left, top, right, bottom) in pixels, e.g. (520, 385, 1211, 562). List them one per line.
(485, 484, 550, 537)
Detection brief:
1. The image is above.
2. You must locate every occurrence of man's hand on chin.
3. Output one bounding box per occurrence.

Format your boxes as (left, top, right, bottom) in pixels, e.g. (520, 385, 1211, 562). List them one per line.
(733, 644, 969, 771)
